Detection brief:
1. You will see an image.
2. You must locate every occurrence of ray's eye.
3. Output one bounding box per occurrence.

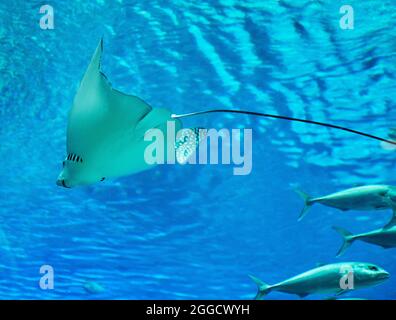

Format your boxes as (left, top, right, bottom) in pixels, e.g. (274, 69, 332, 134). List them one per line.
(368, 266, 378, 271)
(100, 177, 105, 182)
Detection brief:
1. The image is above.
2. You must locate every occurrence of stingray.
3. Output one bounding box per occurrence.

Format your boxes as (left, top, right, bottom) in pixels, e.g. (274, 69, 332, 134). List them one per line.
(56, 39, 396, 188)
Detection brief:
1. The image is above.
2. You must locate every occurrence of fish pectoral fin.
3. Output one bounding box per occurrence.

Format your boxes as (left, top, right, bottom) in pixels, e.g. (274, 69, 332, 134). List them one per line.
(297, 293, 309, 299)
(335, 289, 347, 296)
(175, 128, 207, 164)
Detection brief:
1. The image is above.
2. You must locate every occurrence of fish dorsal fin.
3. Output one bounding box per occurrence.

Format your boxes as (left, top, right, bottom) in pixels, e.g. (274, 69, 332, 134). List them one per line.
(352, 183, 364, 187)
(388, 127, 396, 140)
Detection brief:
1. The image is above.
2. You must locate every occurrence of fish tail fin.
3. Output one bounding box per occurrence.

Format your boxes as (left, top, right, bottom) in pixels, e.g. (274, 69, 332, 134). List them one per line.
(332, 226, 355, 257)
(382, 207, 396, 229)
(294, 189, 313, 221)
(248, 275, 272, 300)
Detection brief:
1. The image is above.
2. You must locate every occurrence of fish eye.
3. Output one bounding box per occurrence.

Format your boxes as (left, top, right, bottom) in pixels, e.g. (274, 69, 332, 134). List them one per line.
(100, 177, 105, 182)
(62, 161, 65, 168)
(368, 266, 378, 271)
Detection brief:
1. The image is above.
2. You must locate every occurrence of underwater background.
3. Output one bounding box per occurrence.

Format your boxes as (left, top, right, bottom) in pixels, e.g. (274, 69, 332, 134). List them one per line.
(1, 0, 396, 299)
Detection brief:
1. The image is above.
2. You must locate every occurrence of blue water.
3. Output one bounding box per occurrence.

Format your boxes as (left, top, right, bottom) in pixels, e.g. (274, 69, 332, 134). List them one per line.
(1, 0, 396, 299)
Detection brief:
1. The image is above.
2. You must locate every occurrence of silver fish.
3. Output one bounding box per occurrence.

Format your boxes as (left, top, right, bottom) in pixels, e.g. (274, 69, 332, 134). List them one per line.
(296, 185, 396, 228)
(250, 262, 389, 299)
(334, 225, 396, 256)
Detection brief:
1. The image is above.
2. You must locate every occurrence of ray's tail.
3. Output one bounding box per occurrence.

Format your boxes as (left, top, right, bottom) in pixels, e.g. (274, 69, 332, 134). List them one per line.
(171, 109, 396, 145)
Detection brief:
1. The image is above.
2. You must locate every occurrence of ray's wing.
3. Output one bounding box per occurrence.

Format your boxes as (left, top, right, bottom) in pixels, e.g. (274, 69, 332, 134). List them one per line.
(72, 38, 152, 122)
(67, 39, 153, 154)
